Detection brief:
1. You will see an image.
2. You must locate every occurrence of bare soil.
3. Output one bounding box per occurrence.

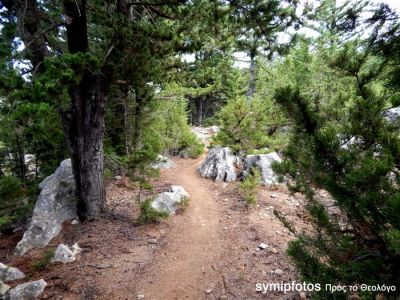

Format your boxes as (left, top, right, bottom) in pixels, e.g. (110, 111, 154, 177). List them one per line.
(0, 156, 311, 300)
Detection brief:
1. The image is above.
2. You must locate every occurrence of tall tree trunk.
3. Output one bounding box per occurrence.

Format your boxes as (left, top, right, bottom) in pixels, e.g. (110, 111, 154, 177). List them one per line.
(132, 94, 142, 151)
(122, 89, 135, 155)
(61, 78, 106, 220)
(62, 0, 106, 220)
(196, 98, 203, 125)
(246, 46, 257, 98)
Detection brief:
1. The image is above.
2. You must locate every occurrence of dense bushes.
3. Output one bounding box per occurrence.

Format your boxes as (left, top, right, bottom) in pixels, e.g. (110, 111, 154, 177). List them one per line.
(273, 42, 400, 299)
(212, 96, 270, 154)
(140, 91, 204, 158)
(0, 176, 36, 230)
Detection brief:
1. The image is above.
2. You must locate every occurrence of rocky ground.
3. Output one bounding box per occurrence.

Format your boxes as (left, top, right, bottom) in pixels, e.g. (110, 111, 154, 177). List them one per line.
(0, 154, 312, 300)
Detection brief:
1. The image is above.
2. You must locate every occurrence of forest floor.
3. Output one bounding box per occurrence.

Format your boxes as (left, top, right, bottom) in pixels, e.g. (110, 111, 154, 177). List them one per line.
(0, 155, 312, 300)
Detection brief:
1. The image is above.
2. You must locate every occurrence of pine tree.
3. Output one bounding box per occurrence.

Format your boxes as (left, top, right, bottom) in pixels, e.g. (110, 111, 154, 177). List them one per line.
(273, 37, 400, 300)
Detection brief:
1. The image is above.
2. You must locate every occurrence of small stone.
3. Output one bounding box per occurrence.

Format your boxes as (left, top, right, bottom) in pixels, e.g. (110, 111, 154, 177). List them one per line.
(205, 288, 213, 295)
(147, 239, 158, 245)
(258, 243, 268, 250)
(137, 294, 145, 299)
(270, 194, 277, 198)
(114, 175, 122, 180)
(223, 227, 227, 230)
(274, 269, 283, 275)
(71, 219, 79, 225)
(271, 248, 278, 254)
(51, 243, 82, 263)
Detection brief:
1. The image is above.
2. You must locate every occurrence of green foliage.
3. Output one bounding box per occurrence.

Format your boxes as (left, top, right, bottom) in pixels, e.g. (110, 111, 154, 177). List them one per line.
(140, 90, 204, 158)
(0, 216, 13, 228)
(212, 96, 269, 154)
(0, 176, 22, 201)
(239, 168, 261, 204)
(0, 176, 37, 231)
(177, 197, 190, 212)
(31, 248, 55, 271)
(273, 37, 400, 298)
(137, 198, 168, 225)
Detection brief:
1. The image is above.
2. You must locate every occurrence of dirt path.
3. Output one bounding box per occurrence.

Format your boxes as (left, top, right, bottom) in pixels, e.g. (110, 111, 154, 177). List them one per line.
(136, 156, 224, 299)
(1, 156, 310, 300)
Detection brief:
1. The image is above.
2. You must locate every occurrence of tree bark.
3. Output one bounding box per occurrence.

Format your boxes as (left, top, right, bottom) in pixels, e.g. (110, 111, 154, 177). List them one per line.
(61, 0, 106, 220)
(246, 46, 257, 98)
(196, 97, 204, 125)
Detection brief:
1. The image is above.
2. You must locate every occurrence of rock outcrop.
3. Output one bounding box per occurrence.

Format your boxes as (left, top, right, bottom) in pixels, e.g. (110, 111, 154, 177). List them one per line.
(243, 152, 282, 185)
(15, 159, 77, 256)
(198, 147, 237, 182)
(51, 243, 82, 263)
(4, 279, 47, 300)
(0, 263, 25, 282)
(151, 155, 175, 169)
(151, 186, 189, 214)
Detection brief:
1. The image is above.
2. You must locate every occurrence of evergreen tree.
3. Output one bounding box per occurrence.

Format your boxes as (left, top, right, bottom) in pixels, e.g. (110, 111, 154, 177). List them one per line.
(273, 34, 400, 300)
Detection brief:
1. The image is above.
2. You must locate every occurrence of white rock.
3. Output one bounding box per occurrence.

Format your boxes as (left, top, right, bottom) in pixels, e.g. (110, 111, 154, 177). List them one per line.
(198, 147, 238, 182)
(205, 288, 213, 294)
(151, 155, 175, 169)
(71, 219, 79, 225)
(0, 263, 25, 282)
(274, 269, 283, 276)
(243, 152, 282, 186)
(7, 279, 47, 300)
(258, 243, 268, 250)
(15, 159, 77, 256)
(151, 186, 189, 214)
(51, 243, 82, 263)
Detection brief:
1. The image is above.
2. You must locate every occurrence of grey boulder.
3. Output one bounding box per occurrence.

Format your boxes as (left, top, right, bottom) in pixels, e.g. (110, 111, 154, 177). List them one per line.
(151, 186, 189, 214)
(0, 264, 25, 283)
(243, 152, 282, 185)
(15, 159, 77, 256)
(198, 147, 237, 182)
(4, 279, 47, 300)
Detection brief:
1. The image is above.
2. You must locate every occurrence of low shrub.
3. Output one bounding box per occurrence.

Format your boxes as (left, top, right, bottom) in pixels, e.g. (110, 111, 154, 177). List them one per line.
(239, 168, 261, 204)
(31, 248, 55, 271)
(137, 198, 169, 225)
